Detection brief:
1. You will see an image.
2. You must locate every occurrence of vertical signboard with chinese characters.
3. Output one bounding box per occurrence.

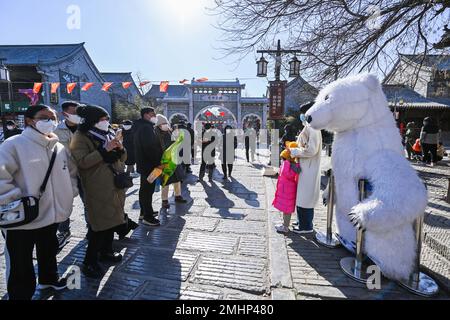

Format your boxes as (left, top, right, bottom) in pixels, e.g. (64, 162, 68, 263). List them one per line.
(268, 80, 287, 120)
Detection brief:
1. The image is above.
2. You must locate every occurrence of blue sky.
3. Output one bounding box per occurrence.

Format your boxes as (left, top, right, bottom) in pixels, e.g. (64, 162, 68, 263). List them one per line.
(0, 0, 269, 96)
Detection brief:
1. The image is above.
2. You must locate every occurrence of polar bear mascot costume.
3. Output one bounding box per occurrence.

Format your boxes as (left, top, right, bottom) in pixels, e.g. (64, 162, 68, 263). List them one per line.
(305, 73, 428, 281)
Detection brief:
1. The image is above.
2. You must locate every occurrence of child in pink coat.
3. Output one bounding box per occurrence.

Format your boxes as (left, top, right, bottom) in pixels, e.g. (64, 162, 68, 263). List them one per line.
(273, 142, 301, 233)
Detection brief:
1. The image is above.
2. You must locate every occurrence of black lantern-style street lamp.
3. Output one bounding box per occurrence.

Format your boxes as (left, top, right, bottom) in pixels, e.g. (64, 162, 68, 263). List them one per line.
(256, 55, 268, 77)
(289, 55, 301, 78)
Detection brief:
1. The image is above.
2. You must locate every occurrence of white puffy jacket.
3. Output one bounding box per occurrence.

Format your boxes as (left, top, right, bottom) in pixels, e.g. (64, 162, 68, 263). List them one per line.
(0, 127, 78, 230)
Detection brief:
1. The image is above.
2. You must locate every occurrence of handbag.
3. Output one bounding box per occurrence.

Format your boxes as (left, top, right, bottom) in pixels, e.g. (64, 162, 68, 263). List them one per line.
(109, 165, 134, 189)
(0, 147, 58, 229)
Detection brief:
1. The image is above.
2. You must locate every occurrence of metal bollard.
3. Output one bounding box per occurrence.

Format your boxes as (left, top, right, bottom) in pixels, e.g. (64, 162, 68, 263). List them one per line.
(398, 215, 439, 297)
(340, 180, 372, 283)
(315, 173, 341, 248)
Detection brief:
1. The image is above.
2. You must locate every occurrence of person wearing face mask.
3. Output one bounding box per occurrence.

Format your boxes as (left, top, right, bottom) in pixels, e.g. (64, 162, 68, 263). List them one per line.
(4, 120, 23, 140)
(0, 104, 78, 300)
(121, 120, 138, 178)
(133, 108, 163, 227)
(289, 101, 323, 234)
(54, 101, 85, 251)
(70, 105, 128, 278)
(155, 115, 187, 210)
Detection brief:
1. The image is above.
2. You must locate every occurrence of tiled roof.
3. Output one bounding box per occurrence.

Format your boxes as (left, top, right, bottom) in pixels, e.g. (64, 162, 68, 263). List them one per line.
(145, 85, 189, 99)
(401, 54, 450, 70)
(383, 84, 449, 109)
(0, 43, 84, 65)
(101, 72, 134, 83)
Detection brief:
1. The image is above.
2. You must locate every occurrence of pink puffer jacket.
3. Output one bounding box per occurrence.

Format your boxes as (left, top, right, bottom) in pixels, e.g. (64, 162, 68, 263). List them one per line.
(272, 160, 300, 214)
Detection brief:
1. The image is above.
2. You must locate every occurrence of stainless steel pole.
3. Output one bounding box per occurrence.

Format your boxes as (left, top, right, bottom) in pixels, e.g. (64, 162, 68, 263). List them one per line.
(340, 179, 371, 283)
(398, 215, 439, 297)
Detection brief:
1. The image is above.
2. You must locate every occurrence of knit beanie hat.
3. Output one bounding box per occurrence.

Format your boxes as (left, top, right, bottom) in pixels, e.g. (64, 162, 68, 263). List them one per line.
(24, 104, 51, 119)
(77, 105, 109, 123)
(156, 114, 169, 127)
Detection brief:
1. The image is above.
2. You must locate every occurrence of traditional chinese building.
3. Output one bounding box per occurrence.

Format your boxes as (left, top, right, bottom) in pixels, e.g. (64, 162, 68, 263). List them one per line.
(0, 43, 112, 118)
(101, 72, 143, 107)
(383, 54, 450, 136)
(284, 76, 319, 113)
(144, 80, 268, 131)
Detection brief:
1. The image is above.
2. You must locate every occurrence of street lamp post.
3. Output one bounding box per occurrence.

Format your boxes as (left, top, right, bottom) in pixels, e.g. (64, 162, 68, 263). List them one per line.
(0, 58, 12, 134)
(256, 40, 302, 121)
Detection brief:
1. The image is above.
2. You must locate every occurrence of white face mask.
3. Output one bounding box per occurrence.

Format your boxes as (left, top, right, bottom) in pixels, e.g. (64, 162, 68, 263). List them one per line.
(95, 120, 110, 132)
(150, 117, 157, 124)
(122, 125, 132, 131)
(65, 113, 82, 125)
(7, 126, 14, 131)
(160, 124, 170, 131)
(35, 120, 57, 135)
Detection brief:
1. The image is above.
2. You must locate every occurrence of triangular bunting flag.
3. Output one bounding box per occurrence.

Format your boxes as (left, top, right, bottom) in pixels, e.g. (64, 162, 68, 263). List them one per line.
(102, 82, 113, 92)
(160, 81, 169, 93)
(67, 83, 77, 94)
(122, 82, 132, 89)
(139, 81, 151, 87)
(196, 77, 208, 82)
(179, 79, 189, 84)
(51, 82, 60, 94)
(33, 82, 43, 94)
(81, 83, 94, 91)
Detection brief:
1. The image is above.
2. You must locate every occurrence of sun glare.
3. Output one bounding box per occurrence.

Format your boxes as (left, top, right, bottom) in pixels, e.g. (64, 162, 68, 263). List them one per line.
(163, 0, 206, 22)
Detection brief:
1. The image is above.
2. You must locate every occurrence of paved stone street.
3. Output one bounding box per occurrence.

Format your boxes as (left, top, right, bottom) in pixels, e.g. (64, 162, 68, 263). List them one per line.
(0, 148, 449, 300)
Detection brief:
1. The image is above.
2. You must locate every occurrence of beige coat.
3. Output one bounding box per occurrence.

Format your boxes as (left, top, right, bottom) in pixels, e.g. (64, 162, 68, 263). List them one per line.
(0, 128, 78, 230)
(290, 125, 322, 209)
(70, 131, 126, 232)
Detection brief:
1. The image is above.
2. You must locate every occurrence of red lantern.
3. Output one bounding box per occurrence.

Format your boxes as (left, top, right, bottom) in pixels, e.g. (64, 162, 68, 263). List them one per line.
(219, 112, 225, 117)
(205, 111, 212, 117)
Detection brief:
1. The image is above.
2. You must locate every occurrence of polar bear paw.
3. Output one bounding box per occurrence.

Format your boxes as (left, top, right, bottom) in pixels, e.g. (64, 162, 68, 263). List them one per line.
(348, 210, 366, 232)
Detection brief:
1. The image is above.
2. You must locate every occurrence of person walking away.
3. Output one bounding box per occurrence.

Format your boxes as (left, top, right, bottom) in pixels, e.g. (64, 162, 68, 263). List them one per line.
(54, 101, 85, 251)
(420, 117, 441, 167)
(155, 115, 187, 209)
(404, 122, 419, 160)
(70, 105, 127, 278)
(289, 102, 322, 234)
(273, 142, 301, 233)
(0, 105, 78, 300)
(133, 108, 163, 226)
(221, 125, 238, 180)
(244, 125, 257, 163)
(198, 123, 216, 182)
(4, 120, 23, 140)
(122, 120, 138, 178)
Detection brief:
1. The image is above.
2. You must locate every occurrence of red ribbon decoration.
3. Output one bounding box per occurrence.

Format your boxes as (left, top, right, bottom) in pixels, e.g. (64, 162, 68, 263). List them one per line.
(33, 82, 43, 94)
(122, 82, 132, 89)
(101, 82, 113, 92)
(50, 82, 60, 94)
(81, 83, 94, 91)
(67, 83, 77, 94)
(160, 81, 169, 93)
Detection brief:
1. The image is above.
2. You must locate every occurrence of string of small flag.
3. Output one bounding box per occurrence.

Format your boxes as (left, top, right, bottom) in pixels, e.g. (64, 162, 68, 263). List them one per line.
(28, 78, 210, 95)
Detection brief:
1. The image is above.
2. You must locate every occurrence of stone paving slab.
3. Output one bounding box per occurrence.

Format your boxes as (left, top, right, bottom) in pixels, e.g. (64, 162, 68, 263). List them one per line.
(191, 255, 268, 293)
(178, 231, 239, 254)
(118, 249, 199, 282)
(216, 220, 266, 235)
(238, 236, 267, 258)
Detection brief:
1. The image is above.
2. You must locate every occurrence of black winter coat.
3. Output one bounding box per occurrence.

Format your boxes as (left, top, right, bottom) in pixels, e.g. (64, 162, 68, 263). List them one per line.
(133, 119, 163, 176)
(4, 128, 23, 140)
(123, 128, 135, 165)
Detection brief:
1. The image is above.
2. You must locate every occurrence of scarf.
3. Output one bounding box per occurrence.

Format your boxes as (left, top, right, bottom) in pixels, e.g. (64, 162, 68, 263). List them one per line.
(88, 128, 115, 148)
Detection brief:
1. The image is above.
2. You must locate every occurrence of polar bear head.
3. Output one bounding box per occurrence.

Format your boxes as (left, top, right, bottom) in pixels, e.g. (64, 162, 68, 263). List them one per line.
(305, 73, 394, 133)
